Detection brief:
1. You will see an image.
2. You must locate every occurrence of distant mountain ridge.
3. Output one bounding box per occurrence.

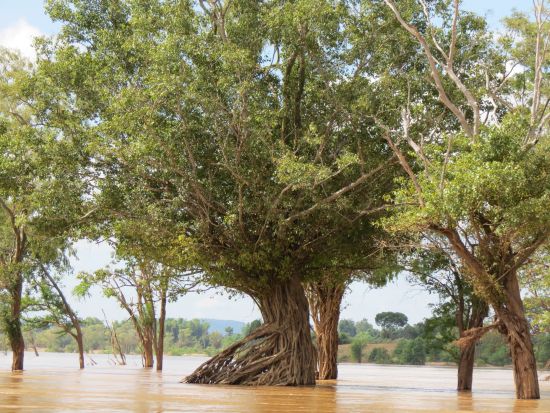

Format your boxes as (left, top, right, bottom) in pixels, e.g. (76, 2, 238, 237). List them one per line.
(200, 319, 246, 334)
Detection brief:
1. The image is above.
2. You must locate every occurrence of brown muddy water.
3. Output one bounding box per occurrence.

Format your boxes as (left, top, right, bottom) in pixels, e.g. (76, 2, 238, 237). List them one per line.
(0, 352, 549, 412)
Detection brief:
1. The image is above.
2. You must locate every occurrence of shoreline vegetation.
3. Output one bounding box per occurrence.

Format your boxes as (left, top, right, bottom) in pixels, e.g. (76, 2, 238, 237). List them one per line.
(3, 316, 547, 370)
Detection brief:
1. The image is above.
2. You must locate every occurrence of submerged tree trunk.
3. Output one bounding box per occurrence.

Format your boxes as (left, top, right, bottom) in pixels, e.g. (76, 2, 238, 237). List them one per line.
(156, 289, 167, 372)
(457, 298, 487, 391)
(76, 327, 85, 369)
(9, 275, 25, 371)
(143, 337, 155, 368)
(185, 275, 316, 385)
(439, 228, 540, 399)
(457, 343, 476, 391)
(306, 281, 345, 380)
(10, 329, 24, 371)
(497, 271, 540, 399)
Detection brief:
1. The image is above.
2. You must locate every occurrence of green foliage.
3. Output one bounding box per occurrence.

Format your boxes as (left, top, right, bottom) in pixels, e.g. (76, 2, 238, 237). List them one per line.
(533, 334, 550, 365)
(375, 312, 408, 330)
(393, 338, 426, 365)
(368, 347, 391, 364)
(355, 318, 379, 338)
(242, 319, 262, 336)
(338, 319, 357, 337)
(520, 248, 550, 334)
(338, 332, 351, 345)
(30, 317, 244, 356)
(35, 0, 400, 299)
(350, 334, 368, 363)
(476, 331, 512, 367)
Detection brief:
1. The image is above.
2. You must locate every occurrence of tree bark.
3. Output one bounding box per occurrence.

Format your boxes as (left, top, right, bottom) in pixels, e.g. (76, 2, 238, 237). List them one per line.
(10, 330, 24, 371)
(41, 266, 86, 369)
(497, 271, 540, 399)
(143, 337, 155, 368)
(156, 289, 167, 372)
(9, 275, 24, 371)
(185, 275, 317, 385)
(457, 298, 487, 391)
(437, 227, 540, 399)
(457, 342, 476, 391)
(306, 281, 345, 380)
(76, 328, 85, 369)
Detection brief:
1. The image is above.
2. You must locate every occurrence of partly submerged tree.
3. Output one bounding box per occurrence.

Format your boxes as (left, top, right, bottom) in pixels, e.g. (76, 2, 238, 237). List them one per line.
(0, 48, 88, 371)
(306, 250, 396, 379)
(405, 248, 488, 391)
(38, 0, 400, 385)
(27, 263, 86, 369)
(380, 0, 550, 399)
(76, 258, 197, 371)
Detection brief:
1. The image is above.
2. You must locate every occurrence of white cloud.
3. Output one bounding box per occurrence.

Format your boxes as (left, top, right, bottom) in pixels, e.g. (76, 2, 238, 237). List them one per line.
(0, 18, 42, 60)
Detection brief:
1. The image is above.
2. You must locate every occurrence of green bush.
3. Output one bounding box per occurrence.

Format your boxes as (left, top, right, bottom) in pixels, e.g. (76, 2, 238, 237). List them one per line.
(368, 347, 391, 364)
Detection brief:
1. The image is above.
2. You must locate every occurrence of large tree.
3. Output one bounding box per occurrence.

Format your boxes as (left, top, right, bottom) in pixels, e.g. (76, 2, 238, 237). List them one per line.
(380, 0, 550, 399)
(37, 0, 400, 385)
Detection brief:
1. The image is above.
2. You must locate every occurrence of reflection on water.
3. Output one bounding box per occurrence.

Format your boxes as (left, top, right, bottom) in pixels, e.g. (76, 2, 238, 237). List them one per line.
(0, 352, 548, 412)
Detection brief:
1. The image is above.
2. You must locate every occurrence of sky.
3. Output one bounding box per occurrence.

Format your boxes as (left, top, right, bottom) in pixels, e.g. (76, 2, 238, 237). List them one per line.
(0, 0, 534, 324)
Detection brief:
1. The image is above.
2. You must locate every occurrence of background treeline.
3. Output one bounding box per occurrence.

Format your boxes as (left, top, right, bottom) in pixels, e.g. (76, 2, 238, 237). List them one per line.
(0, 318, 260, 358)
(3, 313, 547, 369)
(336, 316, 550, 367)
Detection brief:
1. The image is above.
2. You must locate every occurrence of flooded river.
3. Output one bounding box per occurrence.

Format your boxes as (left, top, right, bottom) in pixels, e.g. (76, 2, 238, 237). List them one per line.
(0, 352, 549, 412)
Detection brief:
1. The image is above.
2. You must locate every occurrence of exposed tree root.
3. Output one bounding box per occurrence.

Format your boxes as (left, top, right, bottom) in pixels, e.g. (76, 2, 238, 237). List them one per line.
(184, 276, 316, 386)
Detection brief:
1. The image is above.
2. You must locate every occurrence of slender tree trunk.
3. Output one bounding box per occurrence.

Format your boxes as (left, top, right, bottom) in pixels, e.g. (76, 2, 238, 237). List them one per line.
(9, 275, 24, 371)
(40, 264, 85, 369)
(156, 290, 167, 372)
(306, 281, 345, 380)
(76, 328, 85, 369)
(185, 275, 316, 385)
(497, 271, 540, 399)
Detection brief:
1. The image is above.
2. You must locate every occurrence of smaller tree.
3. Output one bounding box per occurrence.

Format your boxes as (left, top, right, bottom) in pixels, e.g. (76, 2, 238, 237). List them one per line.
(375, 312, 408, 329)
(76, 258, 197, 370)
(338, 319, 357, 338)
(27, 263, 85, 368)
(368, 347, 391, 364)
(350, 335, 368, 363)
(375, 312, 408, 338)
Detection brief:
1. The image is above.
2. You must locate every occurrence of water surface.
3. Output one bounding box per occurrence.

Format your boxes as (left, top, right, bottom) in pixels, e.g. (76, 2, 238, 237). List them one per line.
(0, 352, 548, 412)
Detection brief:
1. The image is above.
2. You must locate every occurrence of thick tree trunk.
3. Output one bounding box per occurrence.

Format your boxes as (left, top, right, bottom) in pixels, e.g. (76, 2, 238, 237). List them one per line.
(457, 343, 475, 391)
(457, 298, 487, 391)
(143, 337, 155, 368)
(185, 275, 316, 385)
(497, 271, 540, 399)
(156, 291, 167, 372)
(306, 281, 345, 380)
(10, 331, 24, 371)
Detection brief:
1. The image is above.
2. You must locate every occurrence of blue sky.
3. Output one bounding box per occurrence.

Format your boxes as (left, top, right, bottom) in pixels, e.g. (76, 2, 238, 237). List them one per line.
(0, 0, 534, 324)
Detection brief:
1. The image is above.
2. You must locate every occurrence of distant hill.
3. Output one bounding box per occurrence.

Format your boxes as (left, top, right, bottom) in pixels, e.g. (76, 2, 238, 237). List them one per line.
(200, 319, 246, 334)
